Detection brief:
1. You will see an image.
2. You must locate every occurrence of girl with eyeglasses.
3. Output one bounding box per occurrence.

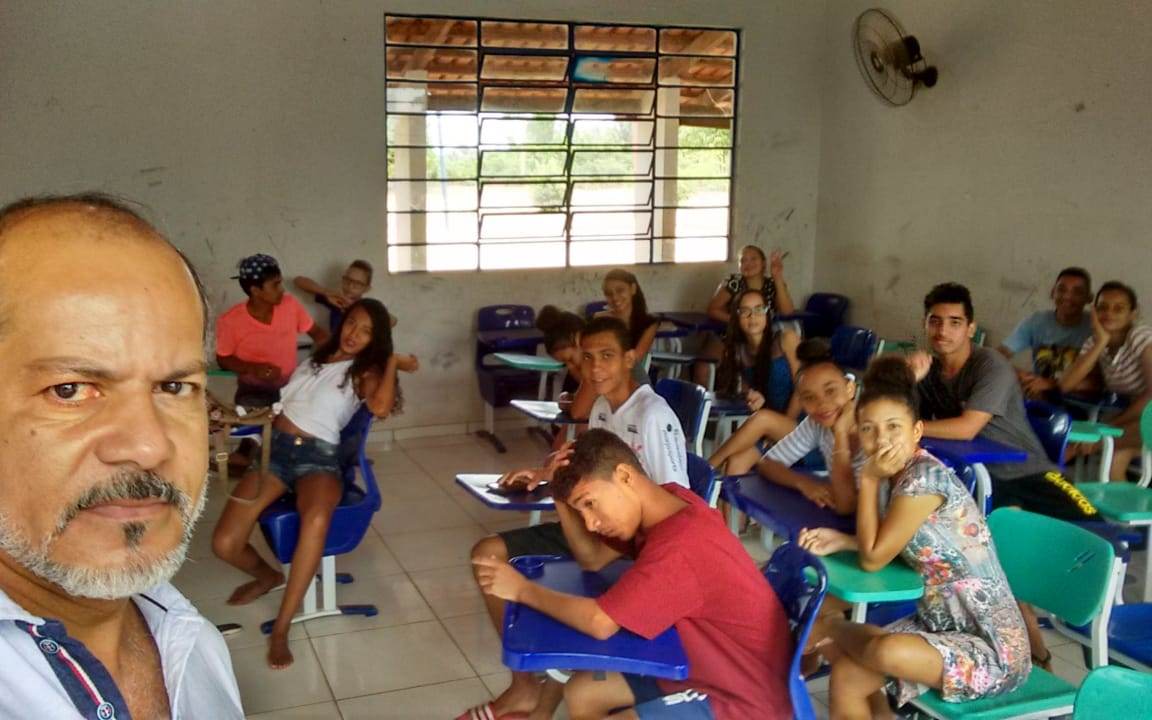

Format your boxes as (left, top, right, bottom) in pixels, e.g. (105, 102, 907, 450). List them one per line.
(715, 288, 801, 417)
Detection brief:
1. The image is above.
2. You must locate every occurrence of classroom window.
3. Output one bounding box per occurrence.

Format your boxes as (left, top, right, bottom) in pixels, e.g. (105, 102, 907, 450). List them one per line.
(385, 15, 738, 272)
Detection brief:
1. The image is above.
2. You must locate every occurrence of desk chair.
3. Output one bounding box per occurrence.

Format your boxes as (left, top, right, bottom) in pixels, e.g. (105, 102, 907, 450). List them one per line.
(476, 304, 540, 452)
(583, 300, 608, 319)
(907, 509, 1118, 720)
(257, 405, 381, 632)
(783, 293, 850, 339)
(763, 542, 827, 720)
(1071, 665, 1152, 719)
(654, 378, 712, 457)
(686, 452, 719, 508)
(829, 325, 878, 373)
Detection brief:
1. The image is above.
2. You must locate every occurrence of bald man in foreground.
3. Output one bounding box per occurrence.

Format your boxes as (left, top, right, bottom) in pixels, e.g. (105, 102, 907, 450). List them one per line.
(0, 195, 243, 718)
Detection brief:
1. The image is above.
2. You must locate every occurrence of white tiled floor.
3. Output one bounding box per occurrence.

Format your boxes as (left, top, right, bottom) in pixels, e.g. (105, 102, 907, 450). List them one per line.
(175, 430, 1132, 719)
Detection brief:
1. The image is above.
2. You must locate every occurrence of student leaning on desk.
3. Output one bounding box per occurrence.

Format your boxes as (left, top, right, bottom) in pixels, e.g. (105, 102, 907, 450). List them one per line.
(474, 430, 793, 720)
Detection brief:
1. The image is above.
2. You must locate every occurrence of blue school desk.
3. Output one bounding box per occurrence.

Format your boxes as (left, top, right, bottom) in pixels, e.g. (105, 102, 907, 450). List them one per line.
(817, 551, 924, 623)
(708, 393, 753, 446)
(476, 327, 546, 352)
(920, 437, 1027, 514)
(722, 473, 855, 547)
(502, 556, 689, 680)
(455, 473, 554, 527)
(660, 311, 725, 335)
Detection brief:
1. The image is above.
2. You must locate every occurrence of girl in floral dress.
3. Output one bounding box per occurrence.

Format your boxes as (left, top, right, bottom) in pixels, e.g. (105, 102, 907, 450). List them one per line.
(799, 357, 1030, 718)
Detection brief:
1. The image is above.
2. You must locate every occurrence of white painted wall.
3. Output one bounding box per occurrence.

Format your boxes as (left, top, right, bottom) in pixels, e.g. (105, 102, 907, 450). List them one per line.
(815, 1, 1152, 346)
(0, 0, 826, 431)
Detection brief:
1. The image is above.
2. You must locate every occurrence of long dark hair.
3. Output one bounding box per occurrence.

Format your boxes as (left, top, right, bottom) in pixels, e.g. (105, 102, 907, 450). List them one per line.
(716, 288, 776, 397)
(311, 298, 393, 388)
(603, 268, 657, 346)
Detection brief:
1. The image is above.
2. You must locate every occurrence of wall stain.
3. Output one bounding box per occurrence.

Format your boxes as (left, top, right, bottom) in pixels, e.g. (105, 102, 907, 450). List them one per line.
(147, 180, 162, 187)
(431, 350, 459, 370)
(1073, 101, 1086, 112)
(138, 166, 167, 174)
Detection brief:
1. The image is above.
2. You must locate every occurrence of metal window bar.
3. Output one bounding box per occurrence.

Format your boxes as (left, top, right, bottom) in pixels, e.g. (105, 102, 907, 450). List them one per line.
(385, 13, 739, 272)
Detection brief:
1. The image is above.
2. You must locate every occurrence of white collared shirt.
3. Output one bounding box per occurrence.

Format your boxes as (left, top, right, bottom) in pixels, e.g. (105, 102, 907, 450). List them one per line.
(0, 582, 243, 719)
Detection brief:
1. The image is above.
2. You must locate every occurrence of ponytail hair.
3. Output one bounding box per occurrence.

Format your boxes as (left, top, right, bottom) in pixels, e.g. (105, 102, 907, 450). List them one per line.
(536, 305, 585, 355)
(858, 356, 919, 420)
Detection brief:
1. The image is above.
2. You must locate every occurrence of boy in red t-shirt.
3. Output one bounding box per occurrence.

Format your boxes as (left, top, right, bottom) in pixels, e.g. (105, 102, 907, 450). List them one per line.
(474, 429, 793, 720)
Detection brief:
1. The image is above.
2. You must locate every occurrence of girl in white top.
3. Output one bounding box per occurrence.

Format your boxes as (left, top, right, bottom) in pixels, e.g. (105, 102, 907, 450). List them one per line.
(212, 298, 417, 669)
(1061, 281, 1152, 479)
(756, 340, 866, 515)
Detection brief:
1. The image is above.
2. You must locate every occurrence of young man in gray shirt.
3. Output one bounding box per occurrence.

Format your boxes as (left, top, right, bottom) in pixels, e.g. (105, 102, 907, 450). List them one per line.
(911, 282, 1096, 521)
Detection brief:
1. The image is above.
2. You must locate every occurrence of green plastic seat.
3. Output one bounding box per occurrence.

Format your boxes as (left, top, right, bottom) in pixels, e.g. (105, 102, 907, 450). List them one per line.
(1072, 665, 1152, 719)
(1078, 482, 1152, 521)
(817, 551, 924, 604)
(907, 509, 1115, 720)
(1066, 420, 1124, 444)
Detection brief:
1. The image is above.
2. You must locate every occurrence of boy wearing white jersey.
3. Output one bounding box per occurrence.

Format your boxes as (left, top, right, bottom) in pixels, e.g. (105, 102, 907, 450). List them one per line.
(460, 316, 687, 720)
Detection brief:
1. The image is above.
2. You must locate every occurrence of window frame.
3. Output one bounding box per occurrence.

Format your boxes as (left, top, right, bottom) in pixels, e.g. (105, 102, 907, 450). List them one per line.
(384, 13, 741, 273)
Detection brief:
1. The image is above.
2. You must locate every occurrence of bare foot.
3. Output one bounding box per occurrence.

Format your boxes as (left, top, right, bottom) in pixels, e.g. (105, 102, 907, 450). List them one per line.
(491, 674, 544, 716)
(267, 632, 294, 669)
(227, 572, 284, 606)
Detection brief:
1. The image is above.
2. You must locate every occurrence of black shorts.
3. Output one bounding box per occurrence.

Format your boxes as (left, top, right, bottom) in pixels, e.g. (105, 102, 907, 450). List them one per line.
(991, 471, 1098, 521)
(234, 383, 280, 411)
(499, 521, 571, 559)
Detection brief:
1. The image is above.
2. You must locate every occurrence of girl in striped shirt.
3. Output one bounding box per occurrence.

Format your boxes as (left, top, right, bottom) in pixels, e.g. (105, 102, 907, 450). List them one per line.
(1060, 281, 1152, 479)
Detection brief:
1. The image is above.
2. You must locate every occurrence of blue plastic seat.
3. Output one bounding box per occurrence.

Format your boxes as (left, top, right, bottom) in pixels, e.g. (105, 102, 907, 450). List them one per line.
(476, 305, 540, 452)
(583, 300, 608, 319)
(829, 325, 878, 372)
(654, 378, 712, 457)
(257, 404, 381, 631)
(762, 542, 828, 720)
(686, 453, 719, 508)
(782, 292, 850, 339)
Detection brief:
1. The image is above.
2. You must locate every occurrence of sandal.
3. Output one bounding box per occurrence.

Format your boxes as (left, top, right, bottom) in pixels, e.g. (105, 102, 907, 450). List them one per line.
(454, 703, 528, 720)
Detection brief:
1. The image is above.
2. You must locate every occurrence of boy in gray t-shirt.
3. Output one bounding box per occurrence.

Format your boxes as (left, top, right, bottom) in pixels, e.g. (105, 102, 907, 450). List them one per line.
(915, 283, 1096, 522)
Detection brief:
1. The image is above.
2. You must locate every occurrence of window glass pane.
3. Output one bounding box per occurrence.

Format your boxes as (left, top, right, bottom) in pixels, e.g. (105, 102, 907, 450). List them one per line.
(668, 207, 728, 236)
(480, 212, 567, 239)
(386, 180, 477, 211)
(481, 55, 569, 82)
(389, 244, 478, 272)
(571, 211, 651, 237)
(386, 17, 478, 47)
(386, 48, 478, 81)
(655, 148, 730, 178)
(572, 150, 653, 177)
(387, 82, 477, 113)
(480, 150, 567, 177)
(659, 29, 736, 56)
(571, 181, 652, 208)
(480, 182, 567, 209)
(572, 88, 655, 115)
(654, 179, 729, 207)
(660, 236, 729, 262)
(571, 56, 656, 84)
(387, 115, 479, 146)
(658, 57, 735, 86)
(481, 86, 568, 113)
(480, 118, 567, 145)
(657, 87, 734, 117)
(481, 241, 567, 270)
(569, 239, 651, 266)
(389, 212, 478, 245)
(574, 25, 656, 53)
(571, 119, 654, 146)
(667, 120, 732, 148)
(388, 147, 477, 180)
(481, 21, 568, 49)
